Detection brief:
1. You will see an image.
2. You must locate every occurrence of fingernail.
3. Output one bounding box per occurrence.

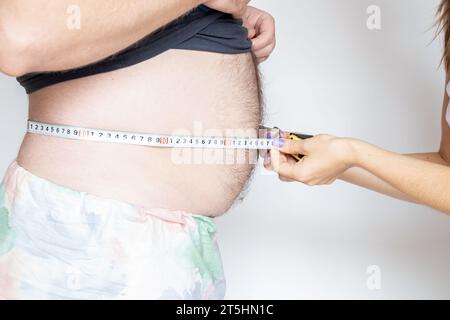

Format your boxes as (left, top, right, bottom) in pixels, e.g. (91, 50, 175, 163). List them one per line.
(272, 138, 285, 148)
(267, 132, 272, 139)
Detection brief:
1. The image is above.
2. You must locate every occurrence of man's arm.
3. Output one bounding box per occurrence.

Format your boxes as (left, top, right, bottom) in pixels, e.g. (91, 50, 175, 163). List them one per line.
(0, 0, 252, 77)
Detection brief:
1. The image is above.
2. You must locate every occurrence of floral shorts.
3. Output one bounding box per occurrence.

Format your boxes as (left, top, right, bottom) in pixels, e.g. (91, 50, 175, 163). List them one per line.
(0, 161, 225, 299)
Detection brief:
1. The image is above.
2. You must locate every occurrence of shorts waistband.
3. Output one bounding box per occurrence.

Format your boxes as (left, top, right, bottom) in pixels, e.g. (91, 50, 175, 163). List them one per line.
(1, 159, 215, 227)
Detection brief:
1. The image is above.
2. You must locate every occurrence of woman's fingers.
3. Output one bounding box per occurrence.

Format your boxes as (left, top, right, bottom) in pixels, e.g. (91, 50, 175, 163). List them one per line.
(279, 176, 295, 182)
(269, 149, 300, 180)
(264, 149, 297, 181)
(266, 133, 352, 186)
(277, 155, 298, 182)
(273, 138, 308, 156)
(263, 152, 273, 170)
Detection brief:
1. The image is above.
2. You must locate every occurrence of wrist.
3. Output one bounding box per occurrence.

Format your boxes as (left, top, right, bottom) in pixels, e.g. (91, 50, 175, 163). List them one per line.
(346, 138, 368, 168)
(333, 137, 362, 168)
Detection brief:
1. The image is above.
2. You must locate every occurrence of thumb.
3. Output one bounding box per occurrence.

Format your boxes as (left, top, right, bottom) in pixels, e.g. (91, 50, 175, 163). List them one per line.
(273, 138, 308, 156)
(246, 27, 256, 39)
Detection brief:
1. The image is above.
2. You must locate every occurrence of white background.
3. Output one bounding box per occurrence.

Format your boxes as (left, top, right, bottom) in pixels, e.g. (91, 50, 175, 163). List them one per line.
(1, 0, 449, 299)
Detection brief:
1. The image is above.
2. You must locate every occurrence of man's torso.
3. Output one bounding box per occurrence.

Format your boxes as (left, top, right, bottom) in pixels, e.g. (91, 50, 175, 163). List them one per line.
(17, 49, 262, 216)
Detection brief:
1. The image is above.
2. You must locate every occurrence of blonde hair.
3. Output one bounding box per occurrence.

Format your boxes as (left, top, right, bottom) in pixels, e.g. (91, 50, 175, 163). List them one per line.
(437, 0, 450, 71)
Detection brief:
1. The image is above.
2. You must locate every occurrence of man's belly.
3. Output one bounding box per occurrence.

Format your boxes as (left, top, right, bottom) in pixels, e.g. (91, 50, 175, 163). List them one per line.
(17, 50, 262, 216)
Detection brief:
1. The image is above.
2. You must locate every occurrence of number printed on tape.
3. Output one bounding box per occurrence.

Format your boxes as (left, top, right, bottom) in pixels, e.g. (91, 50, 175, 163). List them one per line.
(27, 121, 273, 150)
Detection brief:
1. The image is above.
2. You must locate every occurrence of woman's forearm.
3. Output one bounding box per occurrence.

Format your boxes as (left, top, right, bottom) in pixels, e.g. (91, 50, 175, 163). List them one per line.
(0, 0, 203, 76)
(349, 140, 450, 214)
(339, 166, 416, 202)
(339, 152, 448, 203)
(269, 133, 450, 214)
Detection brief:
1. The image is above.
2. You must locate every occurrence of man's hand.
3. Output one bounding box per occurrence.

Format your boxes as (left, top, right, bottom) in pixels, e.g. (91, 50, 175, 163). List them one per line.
(204, 0, 250, 18)
(203, 3, 276, 63)
(242, 6, 276, 64)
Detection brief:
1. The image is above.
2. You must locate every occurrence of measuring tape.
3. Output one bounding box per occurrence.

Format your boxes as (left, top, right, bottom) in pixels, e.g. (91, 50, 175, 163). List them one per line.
(27, 121, 274, 150)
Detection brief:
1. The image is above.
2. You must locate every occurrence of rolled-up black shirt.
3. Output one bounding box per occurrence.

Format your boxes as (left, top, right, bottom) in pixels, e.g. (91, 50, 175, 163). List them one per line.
(16, 5, 252, 94)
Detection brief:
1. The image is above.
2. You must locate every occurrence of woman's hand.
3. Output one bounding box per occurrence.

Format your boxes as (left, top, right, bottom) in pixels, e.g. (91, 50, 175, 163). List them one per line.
(265, 135, 358, 185)
(242, 6, 276, 63)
